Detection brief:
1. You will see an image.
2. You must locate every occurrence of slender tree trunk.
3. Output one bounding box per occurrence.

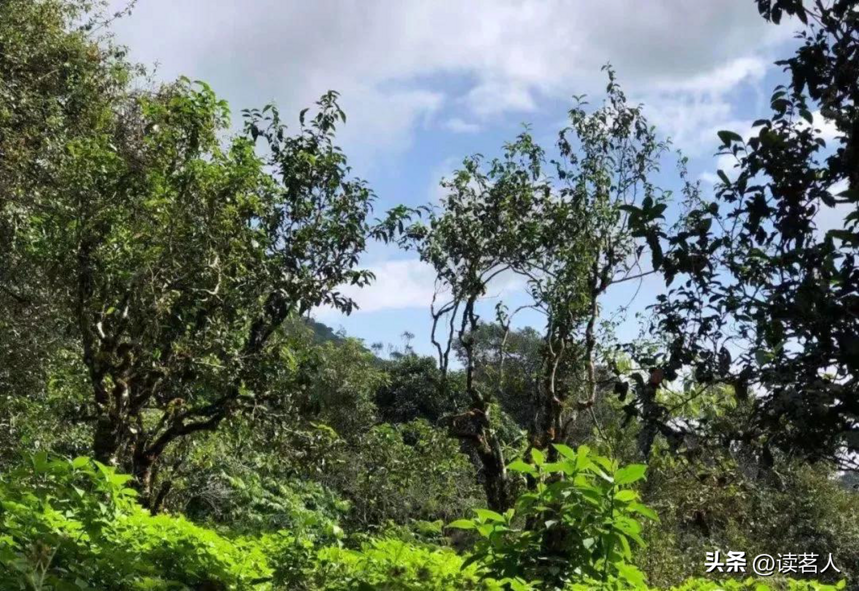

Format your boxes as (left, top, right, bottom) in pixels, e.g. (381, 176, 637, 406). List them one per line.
(477, 443, 510, 511)
(132, 450, 157, 508)
(92, 416, 123, 466)
(454, 293, 512, 511)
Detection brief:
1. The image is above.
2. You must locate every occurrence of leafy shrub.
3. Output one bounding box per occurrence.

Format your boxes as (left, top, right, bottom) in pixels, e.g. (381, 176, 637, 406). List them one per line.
(324, 420, 483, 529)
(0, 453, 273, 589)
(0, 453, 845, 591)
(305, 537, 504, 590)
(451, 445, 657, 589)
(186, 467, 349, 539)
(565, 577, 846, 590)
(638, 457, 859, 588)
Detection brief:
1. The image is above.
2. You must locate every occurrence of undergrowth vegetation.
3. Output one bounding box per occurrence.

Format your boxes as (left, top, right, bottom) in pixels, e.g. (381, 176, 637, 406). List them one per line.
(0, 452, 848, 590)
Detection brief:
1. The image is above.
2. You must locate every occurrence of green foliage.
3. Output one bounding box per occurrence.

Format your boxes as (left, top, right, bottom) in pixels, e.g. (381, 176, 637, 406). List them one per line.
(567, 576, 845, 590)
(190, 469, 348, 539)
(0, 453, 273, 589)
(0, 453, 846, 591)
(0, 3, 856, 591)
(452, 446, 655, 589)
(646, 0, 859, 465)
(375, 354, 461, 424)
(325, 420, 483, 530)
(1, 0, 399, 500)
(453, 324, 556, 431)
(638, 457, 859, 589)
(307, 538, 503, 591)
(302, 338, 388, 439)
(0, 0, 132, 466)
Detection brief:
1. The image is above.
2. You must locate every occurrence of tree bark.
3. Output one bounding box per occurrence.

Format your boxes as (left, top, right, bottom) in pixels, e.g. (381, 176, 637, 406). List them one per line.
(92, 416, 123, 466)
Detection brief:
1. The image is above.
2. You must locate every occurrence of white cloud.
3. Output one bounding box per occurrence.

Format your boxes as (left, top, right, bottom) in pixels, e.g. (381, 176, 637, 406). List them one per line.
(334, 259, 439, 315)
(464, 80, 538, 117)
(109, 0, 794, 165)
(809, 110, 840, 145)
(337, 88, 444, 159)
(642, 58, 768, 156)
(700, 145, 749, 184)
(699, 172, 720, 185)
(314, 258, 528, 316)
(658, 57, 767, 94)
(443, 117, 482, 134)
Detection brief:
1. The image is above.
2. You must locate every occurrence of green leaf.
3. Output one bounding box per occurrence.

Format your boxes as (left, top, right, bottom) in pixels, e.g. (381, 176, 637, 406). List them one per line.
(553, 443, 576, 460)
(71, 456, 90, 469)
(576, 445, 592, 470)
(530, 448, 545, 466)
(614, 490, 638, 502)
(109, 474, 134, 487)
(617, 563, 646, 587)
(508, 460, 537, 475)
(629, 502, 659, 521)
(755, 349, 773, 366)
(475, 509, 505, 523)
(592, 455, 615, 473)
(614, 464, 647, 485)
(717, 130, 743, 145)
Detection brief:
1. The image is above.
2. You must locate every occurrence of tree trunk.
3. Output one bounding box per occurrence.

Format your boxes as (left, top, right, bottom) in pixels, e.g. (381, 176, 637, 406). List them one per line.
(454, 293, 512, 511)
(92, 416, 123, 466)
(132, 451, 157, 509)
(478, 445, 511, 511)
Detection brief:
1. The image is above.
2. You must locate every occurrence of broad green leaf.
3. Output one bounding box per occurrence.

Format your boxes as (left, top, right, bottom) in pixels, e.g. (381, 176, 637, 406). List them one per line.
(553, 443, 576, 460)
(617, 563, 646, 587)
(717, 130, 743, 145)
(629, 502, 659, 521)
(614, 464, 647, 485)
(542, 462, 569, 474)
(475, 509, 505, 523)
(614, 489, 638, 502)
(508, 460, 537, 475)
(71, 457, 90, 469)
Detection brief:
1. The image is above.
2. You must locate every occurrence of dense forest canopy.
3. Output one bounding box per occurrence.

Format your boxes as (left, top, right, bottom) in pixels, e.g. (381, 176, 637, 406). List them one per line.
(0, 0, 857, 589)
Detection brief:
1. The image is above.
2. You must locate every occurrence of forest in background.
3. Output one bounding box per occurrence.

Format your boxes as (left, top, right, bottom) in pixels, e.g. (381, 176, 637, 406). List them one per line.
(1, 0, 858, 589)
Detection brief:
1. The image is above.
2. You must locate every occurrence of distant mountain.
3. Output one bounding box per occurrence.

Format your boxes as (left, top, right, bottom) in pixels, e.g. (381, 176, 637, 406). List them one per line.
(305, 318, 343, 344)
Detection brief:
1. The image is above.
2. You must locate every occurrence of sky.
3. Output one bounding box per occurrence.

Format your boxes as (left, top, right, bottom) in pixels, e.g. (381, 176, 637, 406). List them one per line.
(106, 0, 809, 357)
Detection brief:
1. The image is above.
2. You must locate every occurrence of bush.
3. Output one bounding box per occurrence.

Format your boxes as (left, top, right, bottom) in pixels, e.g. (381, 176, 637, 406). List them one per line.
(0, 453, 844, 591)
(450, 445, 657, 589)
(567, 577, 845, 590)
(0, 453, 273, 589)
(637, 457, 859, 588)
(324, 420, 483, 530)
(306, 537, 503, 591)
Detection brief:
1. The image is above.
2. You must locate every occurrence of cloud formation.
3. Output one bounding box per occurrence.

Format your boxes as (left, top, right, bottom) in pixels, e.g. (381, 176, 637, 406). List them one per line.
(110, 0, 793, 160)
(107, 0, 800, 317)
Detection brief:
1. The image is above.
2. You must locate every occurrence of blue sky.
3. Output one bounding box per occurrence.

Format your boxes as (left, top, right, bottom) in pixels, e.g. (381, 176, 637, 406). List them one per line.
(108, 0, 824, 357)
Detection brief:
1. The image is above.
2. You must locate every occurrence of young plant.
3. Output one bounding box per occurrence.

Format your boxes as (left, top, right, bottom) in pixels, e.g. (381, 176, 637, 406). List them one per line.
(450, 445, 657, 590)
